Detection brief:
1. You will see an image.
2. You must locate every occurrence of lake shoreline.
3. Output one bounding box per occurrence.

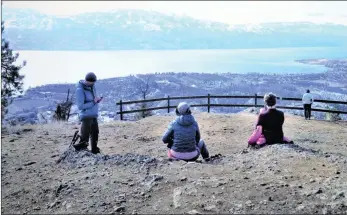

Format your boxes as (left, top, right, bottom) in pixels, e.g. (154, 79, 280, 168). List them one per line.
(16, 47, 346, 89)
(20, 57, 337, 91)
(5, 58, 347, 125)
(14, 46, 345, 52)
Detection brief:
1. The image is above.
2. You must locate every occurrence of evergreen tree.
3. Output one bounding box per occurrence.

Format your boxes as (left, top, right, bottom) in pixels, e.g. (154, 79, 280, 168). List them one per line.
(1, 21, 26, 108)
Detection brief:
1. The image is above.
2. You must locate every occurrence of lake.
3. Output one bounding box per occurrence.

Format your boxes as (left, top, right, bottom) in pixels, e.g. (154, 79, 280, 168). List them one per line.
(15, 47, 347, 89)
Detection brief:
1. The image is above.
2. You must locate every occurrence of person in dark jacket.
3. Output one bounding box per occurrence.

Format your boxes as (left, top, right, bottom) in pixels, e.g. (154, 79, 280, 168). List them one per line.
(162, 102, 210, 162)
(255, 93, 286, 145)
(73, 72, 103, 154)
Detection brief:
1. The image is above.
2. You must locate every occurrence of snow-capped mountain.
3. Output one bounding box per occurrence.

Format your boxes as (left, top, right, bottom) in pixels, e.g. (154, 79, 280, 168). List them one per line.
(2, 8, 347, 50)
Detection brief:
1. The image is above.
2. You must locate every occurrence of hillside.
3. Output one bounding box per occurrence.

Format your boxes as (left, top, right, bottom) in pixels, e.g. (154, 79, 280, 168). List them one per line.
(2, 8, 347, 50)
(4, 59, 347, 125)
(1, 112, 347, 214)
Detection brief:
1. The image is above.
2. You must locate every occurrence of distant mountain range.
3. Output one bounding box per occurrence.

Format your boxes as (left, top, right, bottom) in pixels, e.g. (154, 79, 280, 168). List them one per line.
(2, 8, 347, 50)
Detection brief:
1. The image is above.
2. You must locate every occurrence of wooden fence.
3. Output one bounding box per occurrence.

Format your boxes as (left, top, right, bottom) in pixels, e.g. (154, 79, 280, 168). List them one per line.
(116, 94, 347, 120)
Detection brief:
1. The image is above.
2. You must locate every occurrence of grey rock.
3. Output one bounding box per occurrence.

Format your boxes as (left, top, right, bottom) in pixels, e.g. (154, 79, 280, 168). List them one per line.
(113, 206, 125, 212)
(15, 167, 23, 171)
(332, 192, 345, 200)
(204, 205, 216, 211)
(245, 200, 253, 207)
(187, 209, 201, 214)
(33, 206, 41, 211)
(173, 187, 182, 209)
(180, 177, 188, 181)
(315, 188, 323, 194)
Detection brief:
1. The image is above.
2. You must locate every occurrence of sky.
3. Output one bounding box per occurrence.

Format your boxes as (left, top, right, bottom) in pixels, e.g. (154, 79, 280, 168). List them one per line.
(3, 1, 347, 25)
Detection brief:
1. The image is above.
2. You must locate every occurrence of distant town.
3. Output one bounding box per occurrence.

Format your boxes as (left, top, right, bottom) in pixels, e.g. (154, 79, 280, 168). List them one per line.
(4, 59, 347, 125)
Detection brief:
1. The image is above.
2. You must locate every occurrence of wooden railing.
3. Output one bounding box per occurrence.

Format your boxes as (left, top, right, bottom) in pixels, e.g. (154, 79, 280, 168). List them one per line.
(116, 94, 347, 120)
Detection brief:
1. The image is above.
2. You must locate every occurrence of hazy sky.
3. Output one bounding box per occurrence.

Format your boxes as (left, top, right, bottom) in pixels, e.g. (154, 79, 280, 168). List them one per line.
(3, 1, 347, 25)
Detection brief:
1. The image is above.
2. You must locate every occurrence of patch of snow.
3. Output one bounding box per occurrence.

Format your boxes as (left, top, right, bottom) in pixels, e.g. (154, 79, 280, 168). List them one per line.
(144, 23, 161, 31)
(156, 80, 170, 84)
(138, 19, 146, 24)
(243, 24, 263, 33)
(70, 105, 79, 114)
(100, 116, 114, 123)
(151, 89, 160, 94)
(42, 18, 53, 30)
(68, 115, 79, 123)
(227, 25, 237, 31)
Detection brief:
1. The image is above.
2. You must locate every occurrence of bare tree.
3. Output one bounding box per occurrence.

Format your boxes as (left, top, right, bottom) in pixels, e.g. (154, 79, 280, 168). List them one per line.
(138, 76, 151, 100)
(53, 89, 75, 121)
(325, 104, 342, 122)
(135, 76, 153, 119)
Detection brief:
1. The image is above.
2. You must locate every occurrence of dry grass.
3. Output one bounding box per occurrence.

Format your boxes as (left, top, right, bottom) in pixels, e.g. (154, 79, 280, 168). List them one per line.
(1, 112, 347, 214)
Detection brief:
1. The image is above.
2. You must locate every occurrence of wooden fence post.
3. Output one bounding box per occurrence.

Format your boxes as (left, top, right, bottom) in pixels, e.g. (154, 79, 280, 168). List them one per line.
(119, 100, 123, 121)
(167, 95, 170, 113)
(208, 94, 211, 113)
(115, 95, 347, 119)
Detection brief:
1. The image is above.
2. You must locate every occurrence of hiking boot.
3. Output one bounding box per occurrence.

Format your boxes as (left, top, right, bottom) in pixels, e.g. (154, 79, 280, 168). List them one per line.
(204, 157, 211, 162)
(73, 142, 88, 151)
(254, 144, 266, 149)
(91, 147, 101, 154)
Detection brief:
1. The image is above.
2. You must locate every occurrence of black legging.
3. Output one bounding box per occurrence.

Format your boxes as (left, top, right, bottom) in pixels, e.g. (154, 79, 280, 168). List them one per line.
(80, 118, 99, 152)
(303, 104, 312, 119)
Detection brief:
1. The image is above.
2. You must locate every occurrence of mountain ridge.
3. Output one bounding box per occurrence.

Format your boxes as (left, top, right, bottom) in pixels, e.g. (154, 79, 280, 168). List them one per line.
(3, 8, 347, 50)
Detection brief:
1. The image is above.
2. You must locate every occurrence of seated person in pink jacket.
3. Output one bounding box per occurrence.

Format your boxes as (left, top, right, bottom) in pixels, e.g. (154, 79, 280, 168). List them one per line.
(248, 93, 293, 147)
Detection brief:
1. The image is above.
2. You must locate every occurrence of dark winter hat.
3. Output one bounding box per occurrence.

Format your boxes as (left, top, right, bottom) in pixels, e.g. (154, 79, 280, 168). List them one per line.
(264, 92, 277, 107)
(85, 72, 97, 82)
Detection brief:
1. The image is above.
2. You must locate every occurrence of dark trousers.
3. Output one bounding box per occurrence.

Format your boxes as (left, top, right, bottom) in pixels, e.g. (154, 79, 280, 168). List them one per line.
(303, 104, 312, 119)
(78, 118, 99, 152)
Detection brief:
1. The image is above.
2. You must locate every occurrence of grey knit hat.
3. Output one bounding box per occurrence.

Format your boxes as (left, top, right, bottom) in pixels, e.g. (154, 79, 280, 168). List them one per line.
(176, 102, 191, 115)
(85, 72, 97, 82)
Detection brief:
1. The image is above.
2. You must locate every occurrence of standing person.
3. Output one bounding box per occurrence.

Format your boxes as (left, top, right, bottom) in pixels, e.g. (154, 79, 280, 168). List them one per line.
(302, 89, 314, 120)
(162, 102, 210, 162)
(73, 72, 103, 154)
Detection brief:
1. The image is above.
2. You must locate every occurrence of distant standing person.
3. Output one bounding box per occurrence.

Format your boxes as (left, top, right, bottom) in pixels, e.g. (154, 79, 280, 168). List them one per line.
(74, 72, 103, 154)
(302, 89, 314, 120)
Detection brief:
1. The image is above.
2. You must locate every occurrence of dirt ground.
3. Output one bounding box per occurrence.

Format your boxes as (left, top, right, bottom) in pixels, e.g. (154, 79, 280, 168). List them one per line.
(1, 112, 347, 214)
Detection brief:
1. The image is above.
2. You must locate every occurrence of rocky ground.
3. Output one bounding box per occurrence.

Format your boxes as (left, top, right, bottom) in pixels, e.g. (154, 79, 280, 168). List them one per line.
(1, 112, 347, 214)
